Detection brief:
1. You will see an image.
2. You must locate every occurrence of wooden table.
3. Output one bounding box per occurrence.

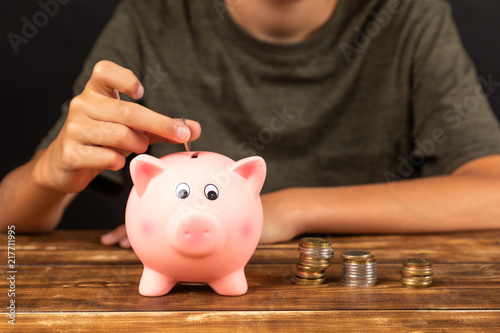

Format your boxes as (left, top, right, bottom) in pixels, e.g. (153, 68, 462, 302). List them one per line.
(1, 230, 500, 331)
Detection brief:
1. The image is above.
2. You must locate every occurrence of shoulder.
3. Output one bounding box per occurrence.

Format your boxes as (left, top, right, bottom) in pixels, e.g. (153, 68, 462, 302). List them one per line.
(358, 0, 451, 14)
(339, 0, 453, 39)
(403, 0, 450, 13)
(345, 0, 452, 24)
(391, 0, 452, 26)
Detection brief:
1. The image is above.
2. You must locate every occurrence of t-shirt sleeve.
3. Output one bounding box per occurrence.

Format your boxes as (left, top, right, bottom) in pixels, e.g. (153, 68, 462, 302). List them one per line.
(411, 0, 500, 176)
(36, 0, 144, 185)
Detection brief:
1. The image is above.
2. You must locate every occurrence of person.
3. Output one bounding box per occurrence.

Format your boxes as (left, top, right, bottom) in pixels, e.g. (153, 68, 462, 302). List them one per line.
(1, 0, 500, 246)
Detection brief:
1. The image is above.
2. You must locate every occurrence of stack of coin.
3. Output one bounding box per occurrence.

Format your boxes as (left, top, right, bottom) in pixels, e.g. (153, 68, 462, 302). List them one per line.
(341, 250, 377, 287)
(400, 258, 434, 289)
(292, 237, 334, 285)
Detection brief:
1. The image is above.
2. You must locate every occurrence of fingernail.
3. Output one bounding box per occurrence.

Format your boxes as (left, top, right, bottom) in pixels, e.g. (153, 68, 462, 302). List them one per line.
(176, 125, 190, 141)
(135, 84, 144, 99)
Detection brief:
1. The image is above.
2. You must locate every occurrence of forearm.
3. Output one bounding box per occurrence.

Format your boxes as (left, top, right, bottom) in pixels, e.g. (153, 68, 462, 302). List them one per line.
(0, 151, 75, 232)
(293, 160, 500, 235)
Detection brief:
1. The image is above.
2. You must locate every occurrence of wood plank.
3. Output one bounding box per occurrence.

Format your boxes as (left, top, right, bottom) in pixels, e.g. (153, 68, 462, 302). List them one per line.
(2, 230, 498, 330)
(0, 230, 141, 265)
(3, 230, 500, 265)
(2, 311, 500, 332)
(6, 230, 500, 250)
(6, 245, 500, 265)
(1, 264, 499, 312)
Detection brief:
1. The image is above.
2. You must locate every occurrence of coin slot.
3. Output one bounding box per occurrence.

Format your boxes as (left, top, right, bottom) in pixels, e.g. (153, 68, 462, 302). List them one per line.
(191, 152, 199, 158)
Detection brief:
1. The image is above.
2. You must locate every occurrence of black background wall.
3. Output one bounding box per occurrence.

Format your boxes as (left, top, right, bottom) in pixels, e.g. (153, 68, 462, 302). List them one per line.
(1, 0, 500, 230)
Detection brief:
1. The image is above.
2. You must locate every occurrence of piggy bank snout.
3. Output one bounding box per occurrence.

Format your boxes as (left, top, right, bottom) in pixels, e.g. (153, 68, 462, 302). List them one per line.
(171, 216, 226, 258)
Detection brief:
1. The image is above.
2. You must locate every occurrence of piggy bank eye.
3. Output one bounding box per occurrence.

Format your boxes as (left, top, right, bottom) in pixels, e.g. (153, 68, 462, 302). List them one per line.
(175, 183, 190, 199)
(204, 184, 219, 200)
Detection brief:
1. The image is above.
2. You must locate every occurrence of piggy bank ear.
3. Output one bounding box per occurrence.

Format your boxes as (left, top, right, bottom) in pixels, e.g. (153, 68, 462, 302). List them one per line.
(129, 154, 166, 196)
(229, 156, 267, 195)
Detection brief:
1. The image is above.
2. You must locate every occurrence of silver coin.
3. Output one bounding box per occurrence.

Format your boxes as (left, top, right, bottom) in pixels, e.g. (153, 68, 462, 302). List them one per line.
(299, 247, 333, 253)
(343, 262, 377, 267)
(300, 254, 333, 260)
(180, 118, 191, 152)
(343, 267, 377, 272)
(344, 276, 377, 282)
(299, 250, 333, 259)
(342, 282, 377, 286)
(343, 274, 378, 279)
(342, 279, 377, 283)
(343, 266, 377, 270)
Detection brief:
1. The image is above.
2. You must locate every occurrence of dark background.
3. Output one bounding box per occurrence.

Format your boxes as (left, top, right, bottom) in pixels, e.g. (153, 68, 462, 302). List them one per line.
(1, 0, 500, 230)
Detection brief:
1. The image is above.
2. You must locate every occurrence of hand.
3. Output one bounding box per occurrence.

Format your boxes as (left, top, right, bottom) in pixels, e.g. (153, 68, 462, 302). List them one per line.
(259, 188, 303, 244)
(101, 224, 131, 248)
(33, 60, 201, 194)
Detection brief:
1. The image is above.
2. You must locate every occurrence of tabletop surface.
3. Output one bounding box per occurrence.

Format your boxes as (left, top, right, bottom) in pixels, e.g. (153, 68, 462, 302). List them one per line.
(1, 230, 500, 332)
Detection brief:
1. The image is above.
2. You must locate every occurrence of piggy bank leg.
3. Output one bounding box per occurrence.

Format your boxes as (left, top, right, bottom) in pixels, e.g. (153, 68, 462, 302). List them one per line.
(139, 267, 177, 296)
(209, 269, 248, 296)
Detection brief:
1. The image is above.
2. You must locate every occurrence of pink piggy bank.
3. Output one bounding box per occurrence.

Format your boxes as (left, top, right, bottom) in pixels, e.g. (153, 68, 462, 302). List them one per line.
(125, 151, 266, 296)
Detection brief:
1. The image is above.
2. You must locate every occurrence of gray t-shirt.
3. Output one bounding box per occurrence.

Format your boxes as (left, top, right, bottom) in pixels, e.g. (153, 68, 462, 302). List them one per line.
(38, 0, 500, 193)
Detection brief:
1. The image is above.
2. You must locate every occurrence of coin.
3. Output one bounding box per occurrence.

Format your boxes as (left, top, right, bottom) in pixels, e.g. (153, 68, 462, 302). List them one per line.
(295, 264, 326, 272)
(299, 255, 332, 260)
(180, 118, 191, 152)
(293, 237, 334, 286)
(400, 278, 433, 287)
(401, 265, 434, 271)
(403, 258, 433, 268)
(342, 281, 377, 286)
(299, 248, 333, 256)
(404, 285, 429, 289)
(343, 261, 377, 267)
(404, 258, 433, 266)
(400, 275, 434, 282)
(299, 257, 331, 263)
(302, 260, 331, 265)
(343, 258, 376, 264)
(292, 275, 326, 285)
(342, 270, 377, 274)
(295, 270, 327, 279)
(400, 258, 434, 289)
(341, 250, 374, 260)
(343, 274, 377, 278)
(341, 251, 377, 288)
(400, 269, 434, 277)
(300, 237, 332, 248)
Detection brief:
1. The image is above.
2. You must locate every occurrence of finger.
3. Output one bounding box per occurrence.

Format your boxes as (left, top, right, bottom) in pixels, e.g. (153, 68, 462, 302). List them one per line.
(101, 224, 127, 246)
(87, 60, 144, 100)
(88, 97, 191, 143)
(177, 118, 201, 141)
(70, 120, 149, 154)
(119, 237, 131, 248)
(146, 118, 202, 144)
(62, 144, 126, 172)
